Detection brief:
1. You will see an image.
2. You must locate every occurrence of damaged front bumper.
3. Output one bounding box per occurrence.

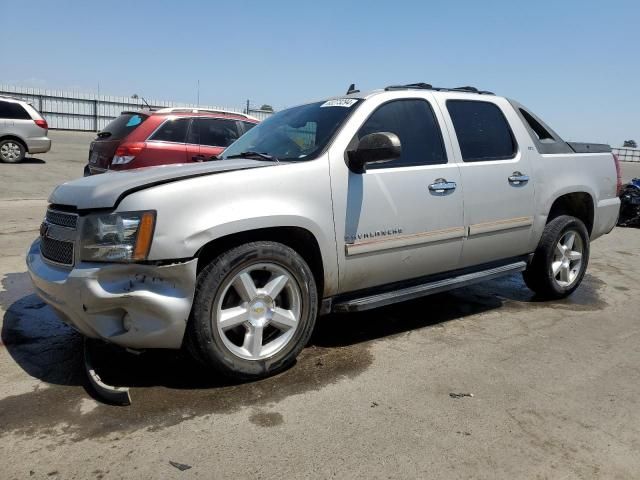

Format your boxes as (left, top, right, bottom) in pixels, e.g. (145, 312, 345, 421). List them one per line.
(26, 239, 197, 349)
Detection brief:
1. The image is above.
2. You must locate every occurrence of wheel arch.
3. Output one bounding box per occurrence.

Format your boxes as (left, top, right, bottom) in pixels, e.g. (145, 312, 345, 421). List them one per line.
(195, 226, 327, 298)
(0, 134, 28, 151)
(546, 191, 595, 235)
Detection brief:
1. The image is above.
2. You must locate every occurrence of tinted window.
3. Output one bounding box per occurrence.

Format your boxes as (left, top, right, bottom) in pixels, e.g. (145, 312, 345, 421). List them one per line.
(357, 99, 447, 168)
(149, 117, 190, 143)
(242, 121, 257, 134)
(447, 100, 516, 162)
(519, 108, 554, 141)
(0, 101, 31, 120)
(100, 113, 148, 140)
(187, 118, 241, 147)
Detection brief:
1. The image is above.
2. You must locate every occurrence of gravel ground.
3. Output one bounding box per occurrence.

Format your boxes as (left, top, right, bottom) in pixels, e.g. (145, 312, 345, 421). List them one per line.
(1, 131, 639, 479)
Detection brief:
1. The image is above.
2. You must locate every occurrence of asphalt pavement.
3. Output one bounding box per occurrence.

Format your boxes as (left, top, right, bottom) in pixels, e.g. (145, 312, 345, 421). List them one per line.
(1, 131, 639, 479)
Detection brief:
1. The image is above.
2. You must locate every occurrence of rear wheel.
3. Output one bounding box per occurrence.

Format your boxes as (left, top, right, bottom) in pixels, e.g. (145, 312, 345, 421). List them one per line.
(188, 241, 318, 380)
(0, 139, 26, 163)
(523, 215, 590, 299)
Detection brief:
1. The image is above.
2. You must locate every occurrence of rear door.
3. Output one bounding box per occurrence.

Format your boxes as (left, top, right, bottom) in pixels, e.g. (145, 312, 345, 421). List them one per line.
(437, 96, 535, 267)
(187, 117, 244, 161)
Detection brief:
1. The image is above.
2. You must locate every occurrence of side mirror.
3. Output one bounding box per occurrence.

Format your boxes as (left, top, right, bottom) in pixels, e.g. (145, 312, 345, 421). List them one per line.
(347, 132, 401, 174)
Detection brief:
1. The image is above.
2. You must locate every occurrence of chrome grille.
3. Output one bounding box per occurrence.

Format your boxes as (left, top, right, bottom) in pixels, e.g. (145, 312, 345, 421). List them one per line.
(46, 209, 78, 229)
(41, 237, 74, 265)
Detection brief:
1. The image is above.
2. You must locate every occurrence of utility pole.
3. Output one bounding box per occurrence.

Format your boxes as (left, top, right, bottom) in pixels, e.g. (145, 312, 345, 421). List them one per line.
(246, 99, 250, 115)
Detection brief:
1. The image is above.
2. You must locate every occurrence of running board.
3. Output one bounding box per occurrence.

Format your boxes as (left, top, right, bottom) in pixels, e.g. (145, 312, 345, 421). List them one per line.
(332, 261, 527, 313)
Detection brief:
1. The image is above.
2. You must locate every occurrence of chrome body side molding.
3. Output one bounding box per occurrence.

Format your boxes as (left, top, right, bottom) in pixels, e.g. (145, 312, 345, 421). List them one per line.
(468, 216, 533, 236)
(345, 226, 466, 256)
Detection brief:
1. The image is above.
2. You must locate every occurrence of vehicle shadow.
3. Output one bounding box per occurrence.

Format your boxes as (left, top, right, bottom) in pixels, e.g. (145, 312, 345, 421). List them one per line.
(1, 270, 546, 395)
(2, 157, 47, 164)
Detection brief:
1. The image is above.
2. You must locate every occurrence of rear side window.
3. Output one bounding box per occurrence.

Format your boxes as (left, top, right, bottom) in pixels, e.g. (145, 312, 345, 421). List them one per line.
(357, 99, 447, 168)
(187, 118, 241, 147)
(242, 121, 257, 134)
(447, 100, 516, 162)
(519, 108, 554, 141)
(101, 113, 148, 140)
(0, 101, 31, 120)
(149, 117, 190, 143)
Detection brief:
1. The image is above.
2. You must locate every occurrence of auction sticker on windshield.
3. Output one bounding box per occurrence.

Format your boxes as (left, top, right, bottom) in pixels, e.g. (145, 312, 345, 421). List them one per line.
(320, 98, 359, 108)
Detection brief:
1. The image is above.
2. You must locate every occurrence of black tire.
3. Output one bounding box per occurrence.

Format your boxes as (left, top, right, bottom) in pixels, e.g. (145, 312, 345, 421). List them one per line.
(0, 138, 26, 163)
(187, 241, 318, 380)
(523, 215, 590, 299)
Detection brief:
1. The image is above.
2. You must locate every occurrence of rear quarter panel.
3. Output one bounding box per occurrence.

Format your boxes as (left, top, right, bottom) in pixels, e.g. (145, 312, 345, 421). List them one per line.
(531, 152, 619, 244)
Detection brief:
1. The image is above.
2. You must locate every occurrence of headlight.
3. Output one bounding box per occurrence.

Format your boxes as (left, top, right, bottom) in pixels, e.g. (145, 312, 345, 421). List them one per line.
(81, 211, 156, 262)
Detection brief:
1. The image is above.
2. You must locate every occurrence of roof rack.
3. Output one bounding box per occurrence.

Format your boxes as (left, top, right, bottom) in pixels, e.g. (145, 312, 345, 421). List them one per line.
(154, 107, 256, 120)
(384, 83, 494, 95)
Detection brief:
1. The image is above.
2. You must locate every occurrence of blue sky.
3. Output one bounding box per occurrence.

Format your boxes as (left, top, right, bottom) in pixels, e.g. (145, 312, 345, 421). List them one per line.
(2, 0, 638, 145)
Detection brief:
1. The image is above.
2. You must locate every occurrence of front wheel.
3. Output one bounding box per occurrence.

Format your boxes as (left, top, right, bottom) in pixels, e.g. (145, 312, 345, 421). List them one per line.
(523, 215, 590, 299)
(187, 241, 318, 380)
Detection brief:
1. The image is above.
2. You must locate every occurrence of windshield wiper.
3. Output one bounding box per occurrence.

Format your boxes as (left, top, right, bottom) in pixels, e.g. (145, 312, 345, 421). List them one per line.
(225, 151, 280, 162)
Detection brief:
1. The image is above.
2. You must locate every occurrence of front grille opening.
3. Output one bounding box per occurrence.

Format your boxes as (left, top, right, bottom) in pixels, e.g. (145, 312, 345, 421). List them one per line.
(41, 237, 74, 265)
(46, 209, 78, 229)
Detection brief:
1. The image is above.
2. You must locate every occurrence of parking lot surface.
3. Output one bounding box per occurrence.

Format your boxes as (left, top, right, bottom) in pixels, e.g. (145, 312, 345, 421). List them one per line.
(1, 131, 639, 479)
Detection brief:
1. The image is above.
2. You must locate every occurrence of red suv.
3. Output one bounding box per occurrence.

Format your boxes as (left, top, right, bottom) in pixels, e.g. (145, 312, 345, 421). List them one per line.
(85, 108, 259, 175)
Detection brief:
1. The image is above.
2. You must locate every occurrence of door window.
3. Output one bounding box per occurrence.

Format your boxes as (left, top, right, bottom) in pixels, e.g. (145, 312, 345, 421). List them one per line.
(187, 118, 242, 147)
(356, 99, 447, 168)
(446, 100, 516, 162)
(149, 117, 190, 143)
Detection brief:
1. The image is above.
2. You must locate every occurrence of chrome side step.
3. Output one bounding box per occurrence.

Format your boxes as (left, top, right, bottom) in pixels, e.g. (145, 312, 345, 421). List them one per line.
(332, 261, 527, 313)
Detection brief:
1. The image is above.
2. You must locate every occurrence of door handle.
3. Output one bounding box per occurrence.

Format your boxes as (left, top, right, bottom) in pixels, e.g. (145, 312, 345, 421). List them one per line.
(428, 178, 457, 194)
(192, 154, 206, 162)
(508, 171, 529, 185)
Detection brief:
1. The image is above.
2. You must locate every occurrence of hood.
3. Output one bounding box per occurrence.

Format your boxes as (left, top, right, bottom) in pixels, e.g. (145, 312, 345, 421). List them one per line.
(49, 160, 273, 210)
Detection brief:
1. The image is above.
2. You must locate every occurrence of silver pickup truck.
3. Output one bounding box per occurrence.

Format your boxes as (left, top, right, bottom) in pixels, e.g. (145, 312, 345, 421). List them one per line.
(27, 83, 621, 379)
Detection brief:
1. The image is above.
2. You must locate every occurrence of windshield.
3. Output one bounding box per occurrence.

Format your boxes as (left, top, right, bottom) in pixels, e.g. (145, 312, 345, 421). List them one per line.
(221, 99, 361, 161)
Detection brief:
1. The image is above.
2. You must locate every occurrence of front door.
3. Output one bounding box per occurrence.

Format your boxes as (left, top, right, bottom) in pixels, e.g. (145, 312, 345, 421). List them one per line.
(336, 96, 465, 293)
(439, 96, 535, 267)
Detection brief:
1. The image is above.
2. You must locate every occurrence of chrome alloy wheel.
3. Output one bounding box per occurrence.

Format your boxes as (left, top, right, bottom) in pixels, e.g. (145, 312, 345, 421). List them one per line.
(214, 263, 302, 361)
(0, 142, 22, 161)
(552, 230, 584, 288)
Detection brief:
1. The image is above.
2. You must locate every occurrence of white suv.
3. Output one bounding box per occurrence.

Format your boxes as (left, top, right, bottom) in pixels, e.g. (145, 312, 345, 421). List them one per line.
(27, 83, 620, 380)
(0, 96, 51, 163)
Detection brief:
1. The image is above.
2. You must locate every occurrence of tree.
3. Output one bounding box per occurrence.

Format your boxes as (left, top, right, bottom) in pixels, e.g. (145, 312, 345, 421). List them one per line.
(623, 140, 637, 148)
(260, 104, 274, 112)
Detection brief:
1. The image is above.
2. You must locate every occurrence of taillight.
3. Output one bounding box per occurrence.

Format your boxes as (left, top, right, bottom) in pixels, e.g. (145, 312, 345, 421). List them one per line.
(613, 153, 622, 196)
(34, 119, 48, 130)
(112, 142, 146, 165)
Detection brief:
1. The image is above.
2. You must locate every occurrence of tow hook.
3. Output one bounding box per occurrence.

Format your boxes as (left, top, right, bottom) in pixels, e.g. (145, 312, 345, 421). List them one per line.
(83, 338, 131, 406)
